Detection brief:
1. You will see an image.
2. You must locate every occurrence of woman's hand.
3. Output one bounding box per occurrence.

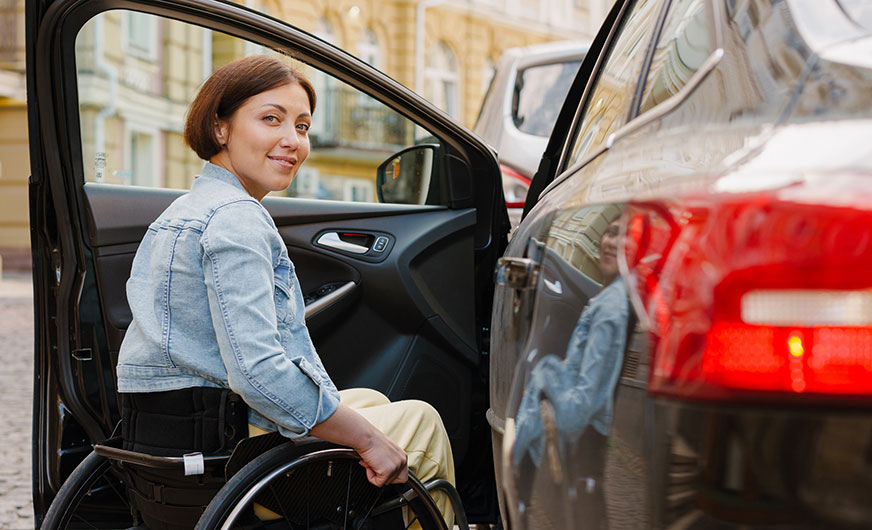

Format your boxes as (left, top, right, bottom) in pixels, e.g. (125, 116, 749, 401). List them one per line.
(355, 429, 409, 486)
(310, 403, 409, 487)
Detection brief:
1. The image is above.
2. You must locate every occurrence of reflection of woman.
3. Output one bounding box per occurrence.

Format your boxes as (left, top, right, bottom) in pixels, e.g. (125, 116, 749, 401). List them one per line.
(514, 218, 627, 461)
(512, 216, 629, 526)
(116, 55, 453, 523)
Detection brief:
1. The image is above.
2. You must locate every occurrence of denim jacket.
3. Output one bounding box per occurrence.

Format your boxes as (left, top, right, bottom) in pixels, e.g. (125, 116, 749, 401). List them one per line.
(117, 162, 340, 438)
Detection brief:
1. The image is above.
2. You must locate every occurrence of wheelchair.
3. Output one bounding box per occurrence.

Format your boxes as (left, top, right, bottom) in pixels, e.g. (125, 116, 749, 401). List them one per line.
(41, 429, 467, 530)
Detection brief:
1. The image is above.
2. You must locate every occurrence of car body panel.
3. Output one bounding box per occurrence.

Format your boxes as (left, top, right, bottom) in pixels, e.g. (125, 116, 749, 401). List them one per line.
(491, 0, 872, 528)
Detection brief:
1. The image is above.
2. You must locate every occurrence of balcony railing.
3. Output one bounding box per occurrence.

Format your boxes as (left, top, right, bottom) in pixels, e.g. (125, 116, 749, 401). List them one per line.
(0, 2, 21, 66)
(310, 85, 409, 150)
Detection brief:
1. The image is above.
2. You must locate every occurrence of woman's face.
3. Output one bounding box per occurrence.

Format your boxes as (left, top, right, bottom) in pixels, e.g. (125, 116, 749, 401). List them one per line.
(211, 82, 311, 201)
(599, 220, 620, 285)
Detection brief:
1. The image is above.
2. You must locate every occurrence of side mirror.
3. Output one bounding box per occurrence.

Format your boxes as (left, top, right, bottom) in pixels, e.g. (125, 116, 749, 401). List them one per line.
(376, 144, 438, 204)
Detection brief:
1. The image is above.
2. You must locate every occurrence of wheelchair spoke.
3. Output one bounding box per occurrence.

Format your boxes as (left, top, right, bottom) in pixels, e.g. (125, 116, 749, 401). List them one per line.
(103, 473, 132, 510)
(69, 512, 101, 530)
(266, 482, 295, 530)
(344, 460, 352, 530)
(405, 514, 419, 530)
(306, 461, 311, 528)
(354, 487, 384, 530)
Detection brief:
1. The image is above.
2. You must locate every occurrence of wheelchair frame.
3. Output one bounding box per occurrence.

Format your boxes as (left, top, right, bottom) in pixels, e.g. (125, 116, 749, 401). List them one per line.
(41, 435, 468, 530)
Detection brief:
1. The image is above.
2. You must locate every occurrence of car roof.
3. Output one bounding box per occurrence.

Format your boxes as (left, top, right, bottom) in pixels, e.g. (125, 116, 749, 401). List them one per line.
(497, 40, 590, 68)
(789, 0, 872, 51)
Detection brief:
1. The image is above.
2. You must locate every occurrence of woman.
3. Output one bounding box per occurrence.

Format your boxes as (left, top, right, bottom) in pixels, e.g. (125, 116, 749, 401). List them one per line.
(116, 55, 454, 524)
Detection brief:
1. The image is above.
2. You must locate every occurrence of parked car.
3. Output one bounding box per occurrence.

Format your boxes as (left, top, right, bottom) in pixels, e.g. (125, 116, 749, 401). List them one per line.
(474, 41, 587, 229)
(27, 0, 508, 526)
(489, 0, 872, 529)
(28, 0, 872, 529)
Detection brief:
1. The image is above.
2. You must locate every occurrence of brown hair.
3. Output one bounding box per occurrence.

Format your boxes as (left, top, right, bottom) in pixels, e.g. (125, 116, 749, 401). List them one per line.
(184, 55, 316, 160)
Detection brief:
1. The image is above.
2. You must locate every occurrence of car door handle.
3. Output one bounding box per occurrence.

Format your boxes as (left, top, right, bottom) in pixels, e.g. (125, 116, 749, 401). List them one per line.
(305, 281, 356, 320)
(495, 257, 539, 290)
(316, 232, 369, 254)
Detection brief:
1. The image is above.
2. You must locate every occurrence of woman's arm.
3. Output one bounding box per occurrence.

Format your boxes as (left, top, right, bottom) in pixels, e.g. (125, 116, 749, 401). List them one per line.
(310, 404, 409, 486)
(201, 201, 340, 434)
(202, 202, 407, 486)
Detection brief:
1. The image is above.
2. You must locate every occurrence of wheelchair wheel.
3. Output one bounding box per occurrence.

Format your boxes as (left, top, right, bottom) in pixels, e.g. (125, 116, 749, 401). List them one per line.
(41, 450, 135, 530)
(195, 442, 448, 530)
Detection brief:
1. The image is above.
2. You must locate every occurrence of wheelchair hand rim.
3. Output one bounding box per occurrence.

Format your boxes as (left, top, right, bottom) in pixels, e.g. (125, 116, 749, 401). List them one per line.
(216, 447, 447, 530)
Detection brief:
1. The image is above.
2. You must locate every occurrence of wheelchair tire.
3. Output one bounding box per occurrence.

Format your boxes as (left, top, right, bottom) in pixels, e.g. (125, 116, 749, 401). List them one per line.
(195, 442, 448, 530)
(41, 450, 135, 530)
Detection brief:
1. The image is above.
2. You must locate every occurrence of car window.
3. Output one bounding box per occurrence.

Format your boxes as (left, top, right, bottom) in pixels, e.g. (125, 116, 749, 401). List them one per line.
(565, 0, 662, 169)
(74, 10, 438, 205)
(512, 59, 582, 137)
(636, 0, 713, 115)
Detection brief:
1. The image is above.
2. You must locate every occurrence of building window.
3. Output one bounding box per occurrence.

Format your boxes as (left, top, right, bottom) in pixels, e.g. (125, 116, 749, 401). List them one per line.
(311, 18, 338, 144)
(315, 17, 337, 45)
(126, 129, 157, 187)
(244, 4, 272, 57)
(344, 180, 374, 202)
(358, 28, 381, 68)
(424, 41, 459, 117)
(482, 57, 496, 94)
(287, 166, 323, 199)
(357, 29, 382, 109)
(125, 11, 157, 59)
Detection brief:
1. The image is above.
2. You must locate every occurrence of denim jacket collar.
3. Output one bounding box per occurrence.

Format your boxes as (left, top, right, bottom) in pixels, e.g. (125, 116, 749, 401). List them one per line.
(198, 162, 249, 194)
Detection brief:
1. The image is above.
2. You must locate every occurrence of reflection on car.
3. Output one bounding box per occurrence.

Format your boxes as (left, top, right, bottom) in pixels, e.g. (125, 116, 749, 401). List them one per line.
(509, 210, 629, 529)
(490, 0, 872, 529)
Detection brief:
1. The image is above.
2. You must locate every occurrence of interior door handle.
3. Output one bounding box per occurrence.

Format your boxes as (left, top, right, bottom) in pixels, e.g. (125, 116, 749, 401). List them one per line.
(316, 232, 369, 254)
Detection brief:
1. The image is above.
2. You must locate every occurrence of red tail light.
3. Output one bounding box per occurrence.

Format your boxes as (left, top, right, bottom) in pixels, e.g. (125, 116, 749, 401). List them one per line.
(622, 192, 872, 401)
(500, 164, 531, 208)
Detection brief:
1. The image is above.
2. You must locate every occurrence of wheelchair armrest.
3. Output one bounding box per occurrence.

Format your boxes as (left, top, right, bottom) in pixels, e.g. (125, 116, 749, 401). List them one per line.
(93, 444, 231, 470)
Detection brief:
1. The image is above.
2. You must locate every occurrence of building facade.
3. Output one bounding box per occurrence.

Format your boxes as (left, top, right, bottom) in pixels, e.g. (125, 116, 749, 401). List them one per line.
(0, 0, 610, 271)
(0, 0, 28, 270)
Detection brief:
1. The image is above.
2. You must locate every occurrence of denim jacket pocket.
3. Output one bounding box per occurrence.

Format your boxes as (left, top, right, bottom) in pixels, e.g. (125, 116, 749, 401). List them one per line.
(274, 256, 295, 323)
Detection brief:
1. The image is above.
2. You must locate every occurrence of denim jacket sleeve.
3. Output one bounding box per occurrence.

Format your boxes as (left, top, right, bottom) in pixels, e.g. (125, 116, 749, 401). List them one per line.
(199, 200, 340, 436)
(544, 277, 629, 437)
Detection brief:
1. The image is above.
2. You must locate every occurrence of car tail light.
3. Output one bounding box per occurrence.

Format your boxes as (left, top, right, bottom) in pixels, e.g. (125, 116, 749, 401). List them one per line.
(501, 164, 531, 208)
(621, 192, 872, 401)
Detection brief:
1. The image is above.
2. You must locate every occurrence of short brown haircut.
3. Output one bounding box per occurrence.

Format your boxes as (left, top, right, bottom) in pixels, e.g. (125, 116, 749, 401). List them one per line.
(184, 55, 316, 160)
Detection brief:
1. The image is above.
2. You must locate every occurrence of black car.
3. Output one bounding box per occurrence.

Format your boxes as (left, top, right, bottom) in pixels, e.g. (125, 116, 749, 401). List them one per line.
(27, 0, 508, 527)
(489, 0, 872, 528)
(29, 0, 872, 529)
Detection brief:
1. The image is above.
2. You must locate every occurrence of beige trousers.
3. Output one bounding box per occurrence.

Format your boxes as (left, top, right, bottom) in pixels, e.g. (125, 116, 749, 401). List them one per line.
(249, 388, 456, 527)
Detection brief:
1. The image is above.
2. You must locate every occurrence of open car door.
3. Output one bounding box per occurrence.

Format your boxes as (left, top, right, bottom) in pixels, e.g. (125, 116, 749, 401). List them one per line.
(26, 0, 509, 525)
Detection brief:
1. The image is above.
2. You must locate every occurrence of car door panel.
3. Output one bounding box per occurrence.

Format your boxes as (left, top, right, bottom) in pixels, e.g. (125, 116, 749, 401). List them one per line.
(30, 0, 504, 521)
(85, 181, 478, 446)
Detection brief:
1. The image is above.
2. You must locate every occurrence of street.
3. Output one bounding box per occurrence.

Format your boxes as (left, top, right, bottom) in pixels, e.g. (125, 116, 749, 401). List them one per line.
(0, 273, 35, 530)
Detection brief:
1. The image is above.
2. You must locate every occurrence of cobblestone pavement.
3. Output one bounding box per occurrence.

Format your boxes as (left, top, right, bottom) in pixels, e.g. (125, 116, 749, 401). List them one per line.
(0, 273, 35, 530)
